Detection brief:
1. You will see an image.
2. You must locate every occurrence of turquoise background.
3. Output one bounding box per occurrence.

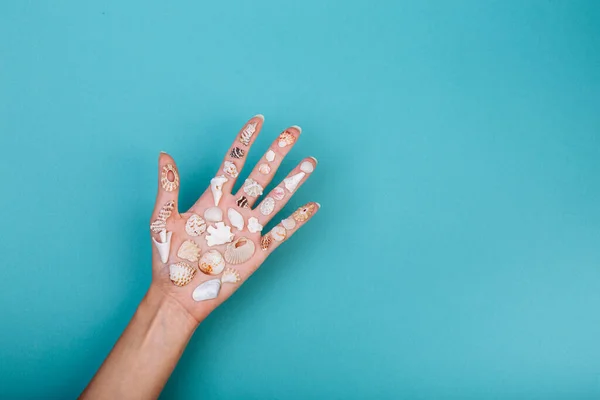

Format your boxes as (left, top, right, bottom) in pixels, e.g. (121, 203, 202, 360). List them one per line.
(1, 0, 599, 398)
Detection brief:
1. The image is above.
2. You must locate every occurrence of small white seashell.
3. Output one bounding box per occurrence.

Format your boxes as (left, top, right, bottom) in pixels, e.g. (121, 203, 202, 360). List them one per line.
(277, 131, 295, 148)
(210, 175, 228, 206)
(271, 226, 287, 242)
(284, 172, 305, 193)
(152, 230, 173, 264)
(177, 240, 201, 262)
(150, 200, 176, 233)
(265, 150, 275, 162)
(204, 207, 223, 222)
(281, 218, 296, 230)
(272, 187, 285, 201)
(169, 262, 196, 287)
(192, 279, 221, 302)
(223, 161, 239, 178)
(161, 164, 180, 192)
(300, 161, 314, 173)
(227, 208, 244, 231)
(198, 250, 225, 275)
(224, 237, 256, 265)
(258, 163, 271, 174)
(247, 217, 263, 233)
(205, 222, 234, 246)
(243, 178, 263, 198)
(240, 122, 257, 146)
(221, 268, 241, 284)
(185, 214, 206, 236)
(260, 197, 275, 216)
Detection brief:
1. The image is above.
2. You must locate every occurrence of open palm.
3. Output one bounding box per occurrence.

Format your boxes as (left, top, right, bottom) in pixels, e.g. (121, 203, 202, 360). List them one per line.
(149, 115, 319, 322)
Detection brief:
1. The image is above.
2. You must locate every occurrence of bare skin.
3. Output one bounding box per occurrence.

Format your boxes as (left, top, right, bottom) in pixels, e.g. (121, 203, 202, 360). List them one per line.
(80, 115, 319, 400)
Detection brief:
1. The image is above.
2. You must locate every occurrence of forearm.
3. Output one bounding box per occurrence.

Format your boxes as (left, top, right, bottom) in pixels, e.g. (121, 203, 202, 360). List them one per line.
(80, 285, 198, 400)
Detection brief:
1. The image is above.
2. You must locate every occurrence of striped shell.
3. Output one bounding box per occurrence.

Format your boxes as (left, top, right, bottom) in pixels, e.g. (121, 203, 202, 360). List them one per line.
(237, 196, 249, 208)
(260, 234, 272, 251)
(240, 122, 257, 146)
(150, 200, 175, 233)
(161, 164, 179, 192)
(224, 237, 255, 265)
(169, 262, 196, 287)
(230, 147, 245, 159)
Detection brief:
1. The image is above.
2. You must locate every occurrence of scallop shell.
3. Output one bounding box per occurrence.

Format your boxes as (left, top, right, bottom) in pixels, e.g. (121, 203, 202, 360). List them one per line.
(236, 196, 249, 208)
(230, 147, 245, 159)
(198, 249, 225, 275)
(210, 175, 228, 206)
(205, 222, 234, 246)
(260, 197, 275, 216)
(223, 161, 239, 178)
(281, 217, 296, 230)
(300, 161, 314, 173)
(277, 131, 296, 148)
(192, 279, 221, 302)
(265, 150, 275, 162)
(177, 240, 201, 262)
(185, 214, 206, 236)
(293, 203, 316, 222)
(150, 200, 175, 233)
(247, 217, 263, 233)
(284, 172, 305, 193)
(227, 208, 244, 231)
(221, 268, 241, 284)
(272, 187, 285, 201)
(271, 226, 287, 242)
(224, 237, 255, 265)
(169, 261, 196, 287)
(260, 234, 272, 251)
(243, 178, 263, 198)
(161, 164, 179, 192)
(258, 163, 271, 174)
(240, 122, 257, 146)
(204, 207, 223, 222)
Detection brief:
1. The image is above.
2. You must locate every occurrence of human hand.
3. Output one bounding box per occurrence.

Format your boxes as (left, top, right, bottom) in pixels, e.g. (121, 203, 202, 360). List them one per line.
(149, 115, 319, 323)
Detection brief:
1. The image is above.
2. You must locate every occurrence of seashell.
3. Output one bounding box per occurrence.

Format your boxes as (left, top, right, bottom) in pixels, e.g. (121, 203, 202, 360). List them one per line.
(243, 178, 263, 198)
(177, 240, 201, 262)
(227, 208, 244, 231)
(258, 163, 271, 174)
(150, 200, 176, 233)
(271, 226, 287, 242)
(281, 217, 296, 230)
(230, 147, 245, 159)
(221, 268, 241, 284)
(277, 130, 296, 148)
(210, 175, 228, 206)
(240, 122, 257, 146)
(169, 261, 196, 287)
(247, 217, 263, 233)
(161, 164, 179, 192)
(293, 203, 316, 222)
(192, 279, 221, 302)
(300, 161, 314, 173)
(260, 234, 272, 251)
(223, 161, 239, 178)
(284, 172, 305, 193)
(236, 196, 249, 208)
(205, 222, 234, 246)
(204, 207, 223, 223)
(265, 149, 275, 162)
(260, 197, 275, 216)
(272, 187, 285, 201)
(152, 230, 172, 264)
(224, 237, 255, 265)
(185, 214, 206, 236)
(198, 250, 225, 275)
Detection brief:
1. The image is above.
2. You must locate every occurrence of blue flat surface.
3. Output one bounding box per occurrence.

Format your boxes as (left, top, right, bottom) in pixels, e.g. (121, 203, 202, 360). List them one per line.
(1, 1, 600, 398)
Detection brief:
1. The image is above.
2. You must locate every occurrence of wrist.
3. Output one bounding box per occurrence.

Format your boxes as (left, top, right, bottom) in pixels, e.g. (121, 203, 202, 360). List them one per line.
(140, 284, 200, 333)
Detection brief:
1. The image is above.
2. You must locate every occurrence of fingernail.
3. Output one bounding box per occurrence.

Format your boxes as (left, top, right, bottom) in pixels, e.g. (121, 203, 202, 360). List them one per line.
(290, 125, 302, 134)
(253, 114, 265, 121)
(315, 202, 321, 208)
(309, 156, 318, 165)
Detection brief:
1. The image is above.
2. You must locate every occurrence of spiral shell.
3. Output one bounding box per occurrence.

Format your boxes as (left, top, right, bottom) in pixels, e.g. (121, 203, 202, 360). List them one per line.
(150, 200, 175, 233)
(224, 237, 255, 265)
(161, 164, 179, 192)
(240, 122, 257, 146)
(230, 147, 245, 159)
(169, 262, 196, 287)
(199, 250, 225, 275)
(260, 234, 272, 251)
(236, 196, 249, 208)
